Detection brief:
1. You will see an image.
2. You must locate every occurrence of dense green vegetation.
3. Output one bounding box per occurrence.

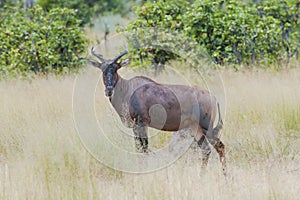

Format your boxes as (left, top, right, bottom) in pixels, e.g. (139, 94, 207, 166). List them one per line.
(0, 0, 131, 78)
(0, 0, 129, 26)
(0, 0, 299, 77)
(36, 0, 128, 26)
(123, 0, 300, 68)
(0, 6, 87, 76)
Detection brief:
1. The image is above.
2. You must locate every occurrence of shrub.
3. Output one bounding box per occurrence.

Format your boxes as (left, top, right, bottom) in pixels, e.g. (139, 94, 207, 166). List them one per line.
(36, 0, 127, 26)
(36, 0, 93, 26)
(0, 6, 88, 77)
(122, 0, 299, 69)
(121, 0, 190, 68)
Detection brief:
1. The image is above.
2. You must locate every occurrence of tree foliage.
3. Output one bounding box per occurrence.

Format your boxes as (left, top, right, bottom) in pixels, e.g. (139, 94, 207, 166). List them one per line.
(36, 0, 127, 26)
(123, 0, 300, 68)
(0, 6, 88, 77)
(1, 0, 129, 26)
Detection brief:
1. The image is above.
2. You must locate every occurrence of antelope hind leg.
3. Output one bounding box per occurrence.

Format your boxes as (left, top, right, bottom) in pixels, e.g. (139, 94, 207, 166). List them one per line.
(198, 135, 211, 173)
(214, 139, 227, 175)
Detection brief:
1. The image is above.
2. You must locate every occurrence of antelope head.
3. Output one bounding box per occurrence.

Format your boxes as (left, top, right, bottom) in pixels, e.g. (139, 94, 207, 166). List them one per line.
(89, 47, 130, 98)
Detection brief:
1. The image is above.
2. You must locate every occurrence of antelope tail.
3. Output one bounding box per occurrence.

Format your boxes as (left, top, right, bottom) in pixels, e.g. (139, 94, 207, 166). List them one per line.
(206, 103, 223, 144)
(213, 103, 223, 137)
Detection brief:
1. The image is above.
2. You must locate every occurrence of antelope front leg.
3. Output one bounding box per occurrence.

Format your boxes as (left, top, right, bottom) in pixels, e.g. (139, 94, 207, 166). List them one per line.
(133, 117, 148, 153)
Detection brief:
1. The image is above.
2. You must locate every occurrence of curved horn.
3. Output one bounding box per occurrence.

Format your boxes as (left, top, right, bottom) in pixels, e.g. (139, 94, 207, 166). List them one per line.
(112, 50, 128, 63)
(91, 47, 106, 63)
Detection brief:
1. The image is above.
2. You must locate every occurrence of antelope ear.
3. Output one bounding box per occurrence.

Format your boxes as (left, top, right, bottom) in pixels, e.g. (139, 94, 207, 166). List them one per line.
(119, 58, 130, 68)
(88, 59, 102, 70)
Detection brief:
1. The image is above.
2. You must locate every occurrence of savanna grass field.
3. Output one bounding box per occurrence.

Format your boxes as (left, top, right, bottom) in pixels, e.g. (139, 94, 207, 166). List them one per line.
(0, 63, 300, 199)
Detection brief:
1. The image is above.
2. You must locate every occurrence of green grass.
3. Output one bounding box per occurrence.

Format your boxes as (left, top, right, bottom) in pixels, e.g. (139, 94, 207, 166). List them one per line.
(0, 68, 300, 199)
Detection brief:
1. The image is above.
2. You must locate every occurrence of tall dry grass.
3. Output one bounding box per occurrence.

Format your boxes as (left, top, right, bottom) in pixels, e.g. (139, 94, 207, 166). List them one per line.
(0, 67, 299, 199)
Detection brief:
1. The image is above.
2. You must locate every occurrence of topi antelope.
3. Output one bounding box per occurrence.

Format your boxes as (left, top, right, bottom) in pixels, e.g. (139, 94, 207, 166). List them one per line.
(89, 47, 226, 174)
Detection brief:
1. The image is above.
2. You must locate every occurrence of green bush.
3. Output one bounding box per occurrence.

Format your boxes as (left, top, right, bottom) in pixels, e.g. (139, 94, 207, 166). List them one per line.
(36, 0, 127, 26)
(121, 0, 190, 68)
(0, 6, 88, 77)
(36, 0, 93, 26)
(183, 0, 288, 65)
(2, 0, 129, 26)
(122, 0, 299, 68)
(256, 0, 300, 61)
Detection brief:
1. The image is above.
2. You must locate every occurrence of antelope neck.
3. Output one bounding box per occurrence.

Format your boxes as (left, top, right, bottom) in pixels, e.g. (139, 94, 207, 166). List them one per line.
(110, 74, 129, 102)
